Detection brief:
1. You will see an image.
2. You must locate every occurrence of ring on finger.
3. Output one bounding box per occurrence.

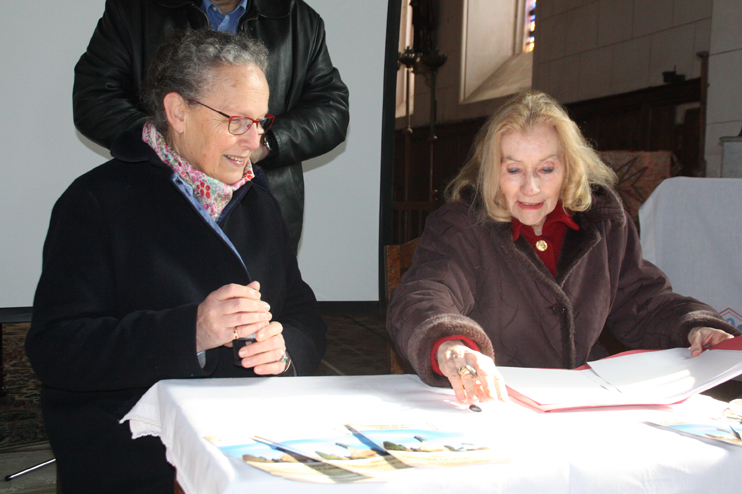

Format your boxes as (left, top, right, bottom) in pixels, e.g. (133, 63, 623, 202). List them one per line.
(278, 350, 291, 374)
(233, 328, 239, 340)
(458, 364, 477, 377)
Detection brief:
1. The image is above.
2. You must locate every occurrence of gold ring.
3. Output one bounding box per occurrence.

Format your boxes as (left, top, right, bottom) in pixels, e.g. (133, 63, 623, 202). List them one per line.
(233, 328, 239, 340)
(458, 364, 477, 377)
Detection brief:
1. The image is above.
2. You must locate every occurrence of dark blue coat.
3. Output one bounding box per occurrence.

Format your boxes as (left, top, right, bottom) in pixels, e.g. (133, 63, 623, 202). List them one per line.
(26, 125, 327, 492)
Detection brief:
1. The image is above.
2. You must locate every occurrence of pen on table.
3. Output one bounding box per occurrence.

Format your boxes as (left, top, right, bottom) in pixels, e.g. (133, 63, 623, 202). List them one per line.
(4, 458, 56, 481)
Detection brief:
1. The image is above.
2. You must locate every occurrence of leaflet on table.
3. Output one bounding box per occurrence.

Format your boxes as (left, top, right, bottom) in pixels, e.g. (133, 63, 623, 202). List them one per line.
(647, 399, 742, 447)
(251, 425, 411, 479)
(645, 418, 742, 447)
(235, 424, 510, 480)
(345, 423, 510, 468)
(499, 335, 742, 412)
(205, 435, 374, 483)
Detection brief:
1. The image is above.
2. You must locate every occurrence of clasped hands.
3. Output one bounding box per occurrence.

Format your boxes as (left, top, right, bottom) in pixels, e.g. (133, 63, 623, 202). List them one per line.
(438, 327, 733, 406)
(196, 281, 288, 375)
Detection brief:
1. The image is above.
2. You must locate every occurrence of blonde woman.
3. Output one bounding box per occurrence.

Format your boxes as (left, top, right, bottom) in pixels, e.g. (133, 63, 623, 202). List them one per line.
(387, 91, 738, 406)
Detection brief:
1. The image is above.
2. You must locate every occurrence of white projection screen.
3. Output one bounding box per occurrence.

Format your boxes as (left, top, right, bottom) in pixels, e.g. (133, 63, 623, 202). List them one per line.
(0, 1, 392, 311)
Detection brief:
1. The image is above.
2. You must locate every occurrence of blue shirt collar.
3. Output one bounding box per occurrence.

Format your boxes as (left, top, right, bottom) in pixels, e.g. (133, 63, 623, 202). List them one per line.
(200, 0, 249, 33)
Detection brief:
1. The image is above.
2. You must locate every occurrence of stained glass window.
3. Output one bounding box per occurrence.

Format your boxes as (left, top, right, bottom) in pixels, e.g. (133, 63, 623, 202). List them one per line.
(524, 1, 536, 53)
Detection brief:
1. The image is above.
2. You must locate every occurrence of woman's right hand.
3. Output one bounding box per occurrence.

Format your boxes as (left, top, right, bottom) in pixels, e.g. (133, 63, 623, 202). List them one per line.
(195, 281, 272, 353)
(437, 340, 508, 405)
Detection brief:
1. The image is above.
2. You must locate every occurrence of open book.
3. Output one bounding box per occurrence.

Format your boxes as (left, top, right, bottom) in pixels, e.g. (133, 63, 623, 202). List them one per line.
(499, 336, 742, 412)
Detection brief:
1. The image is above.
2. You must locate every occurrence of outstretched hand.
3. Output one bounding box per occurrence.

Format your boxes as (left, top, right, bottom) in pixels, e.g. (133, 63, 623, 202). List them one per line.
(688, 327, 733, 357)
(437, 340, 508, 405)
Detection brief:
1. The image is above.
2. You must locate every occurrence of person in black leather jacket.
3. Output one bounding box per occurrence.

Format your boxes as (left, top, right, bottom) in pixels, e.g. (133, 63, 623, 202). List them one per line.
(73, 0, 350, 252)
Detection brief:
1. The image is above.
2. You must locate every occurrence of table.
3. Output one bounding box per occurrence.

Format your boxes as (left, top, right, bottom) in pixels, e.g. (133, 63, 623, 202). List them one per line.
(123, 375, 742, 494)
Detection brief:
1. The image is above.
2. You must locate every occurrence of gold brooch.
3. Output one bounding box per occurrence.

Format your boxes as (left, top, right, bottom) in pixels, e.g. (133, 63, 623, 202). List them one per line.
(536, 240, 548, 252)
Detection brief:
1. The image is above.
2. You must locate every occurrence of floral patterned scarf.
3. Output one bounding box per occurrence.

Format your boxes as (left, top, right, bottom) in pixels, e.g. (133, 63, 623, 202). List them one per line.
(142, 121, 254, 221)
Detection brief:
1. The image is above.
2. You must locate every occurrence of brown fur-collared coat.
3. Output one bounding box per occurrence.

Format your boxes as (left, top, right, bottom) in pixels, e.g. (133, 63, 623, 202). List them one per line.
(386, 185, 739, 388)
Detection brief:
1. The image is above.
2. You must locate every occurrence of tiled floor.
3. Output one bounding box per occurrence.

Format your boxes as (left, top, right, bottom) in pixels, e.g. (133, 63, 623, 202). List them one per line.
(315, 313, 391, 376)
(0, 312, 390, 493)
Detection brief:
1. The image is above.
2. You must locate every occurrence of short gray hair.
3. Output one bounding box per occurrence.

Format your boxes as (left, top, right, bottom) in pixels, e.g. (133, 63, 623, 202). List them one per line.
(143, 29, 269, 134)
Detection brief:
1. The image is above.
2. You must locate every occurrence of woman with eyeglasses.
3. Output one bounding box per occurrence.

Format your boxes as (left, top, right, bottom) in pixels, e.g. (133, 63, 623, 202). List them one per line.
(25, 29, 326, 492)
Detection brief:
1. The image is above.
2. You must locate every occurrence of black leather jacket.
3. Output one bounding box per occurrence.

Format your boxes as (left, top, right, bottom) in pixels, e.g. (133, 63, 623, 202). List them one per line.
(73, 0, 350, 251)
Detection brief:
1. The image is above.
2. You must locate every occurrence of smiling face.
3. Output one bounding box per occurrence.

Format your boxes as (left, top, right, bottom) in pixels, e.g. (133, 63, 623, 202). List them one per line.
(169, 64, 269, 185)
(498, 124, 566, 235)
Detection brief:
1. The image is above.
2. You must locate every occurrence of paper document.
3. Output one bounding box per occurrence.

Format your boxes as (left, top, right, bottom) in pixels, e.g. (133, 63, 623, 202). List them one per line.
(499, 336, 742, 412)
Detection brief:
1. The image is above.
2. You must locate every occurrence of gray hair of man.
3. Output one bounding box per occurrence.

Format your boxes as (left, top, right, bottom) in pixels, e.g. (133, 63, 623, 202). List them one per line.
(143, 28, 269, 136)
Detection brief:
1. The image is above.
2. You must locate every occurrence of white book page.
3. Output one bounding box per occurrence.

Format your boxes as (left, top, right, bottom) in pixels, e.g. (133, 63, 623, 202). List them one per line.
(498, 367, 622, 405)
(587, 348, 742, 400)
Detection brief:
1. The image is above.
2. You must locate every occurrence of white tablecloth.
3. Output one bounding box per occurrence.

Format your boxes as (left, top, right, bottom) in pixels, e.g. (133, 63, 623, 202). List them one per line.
(123, 375, 742, 494)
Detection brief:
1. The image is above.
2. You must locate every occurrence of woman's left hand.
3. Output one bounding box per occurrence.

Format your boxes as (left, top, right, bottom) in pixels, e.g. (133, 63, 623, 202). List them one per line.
(235, 321, 290, 375)
(688, 327, 733, 357)
(437, 340, 508, 405)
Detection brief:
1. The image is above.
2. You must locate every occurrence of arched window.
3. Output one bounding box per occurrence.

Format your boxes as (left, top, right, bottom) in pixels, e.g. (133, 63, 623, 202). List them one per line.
(461, 0, 535, 104)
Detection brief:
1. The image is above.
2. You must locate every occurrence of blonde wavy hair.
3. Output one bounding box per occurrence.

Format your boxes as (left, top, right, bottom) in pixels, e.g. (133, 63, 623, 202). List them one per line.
(446, 91, 617, 223)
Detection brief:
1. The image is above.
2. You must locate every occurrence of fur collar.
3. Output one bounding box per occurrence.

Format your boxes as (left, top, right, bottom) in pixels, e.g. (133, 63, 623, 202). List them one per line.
(578, 185, 626, 227)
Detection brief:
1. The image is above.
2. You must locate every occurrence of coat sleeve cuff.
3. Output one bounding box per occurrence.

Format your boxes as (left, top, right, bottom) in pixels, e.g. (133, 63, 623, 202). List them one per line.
(408, 313, 494, 388)
(678, 311, 742, 345)
(430, 336, 480, 375)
